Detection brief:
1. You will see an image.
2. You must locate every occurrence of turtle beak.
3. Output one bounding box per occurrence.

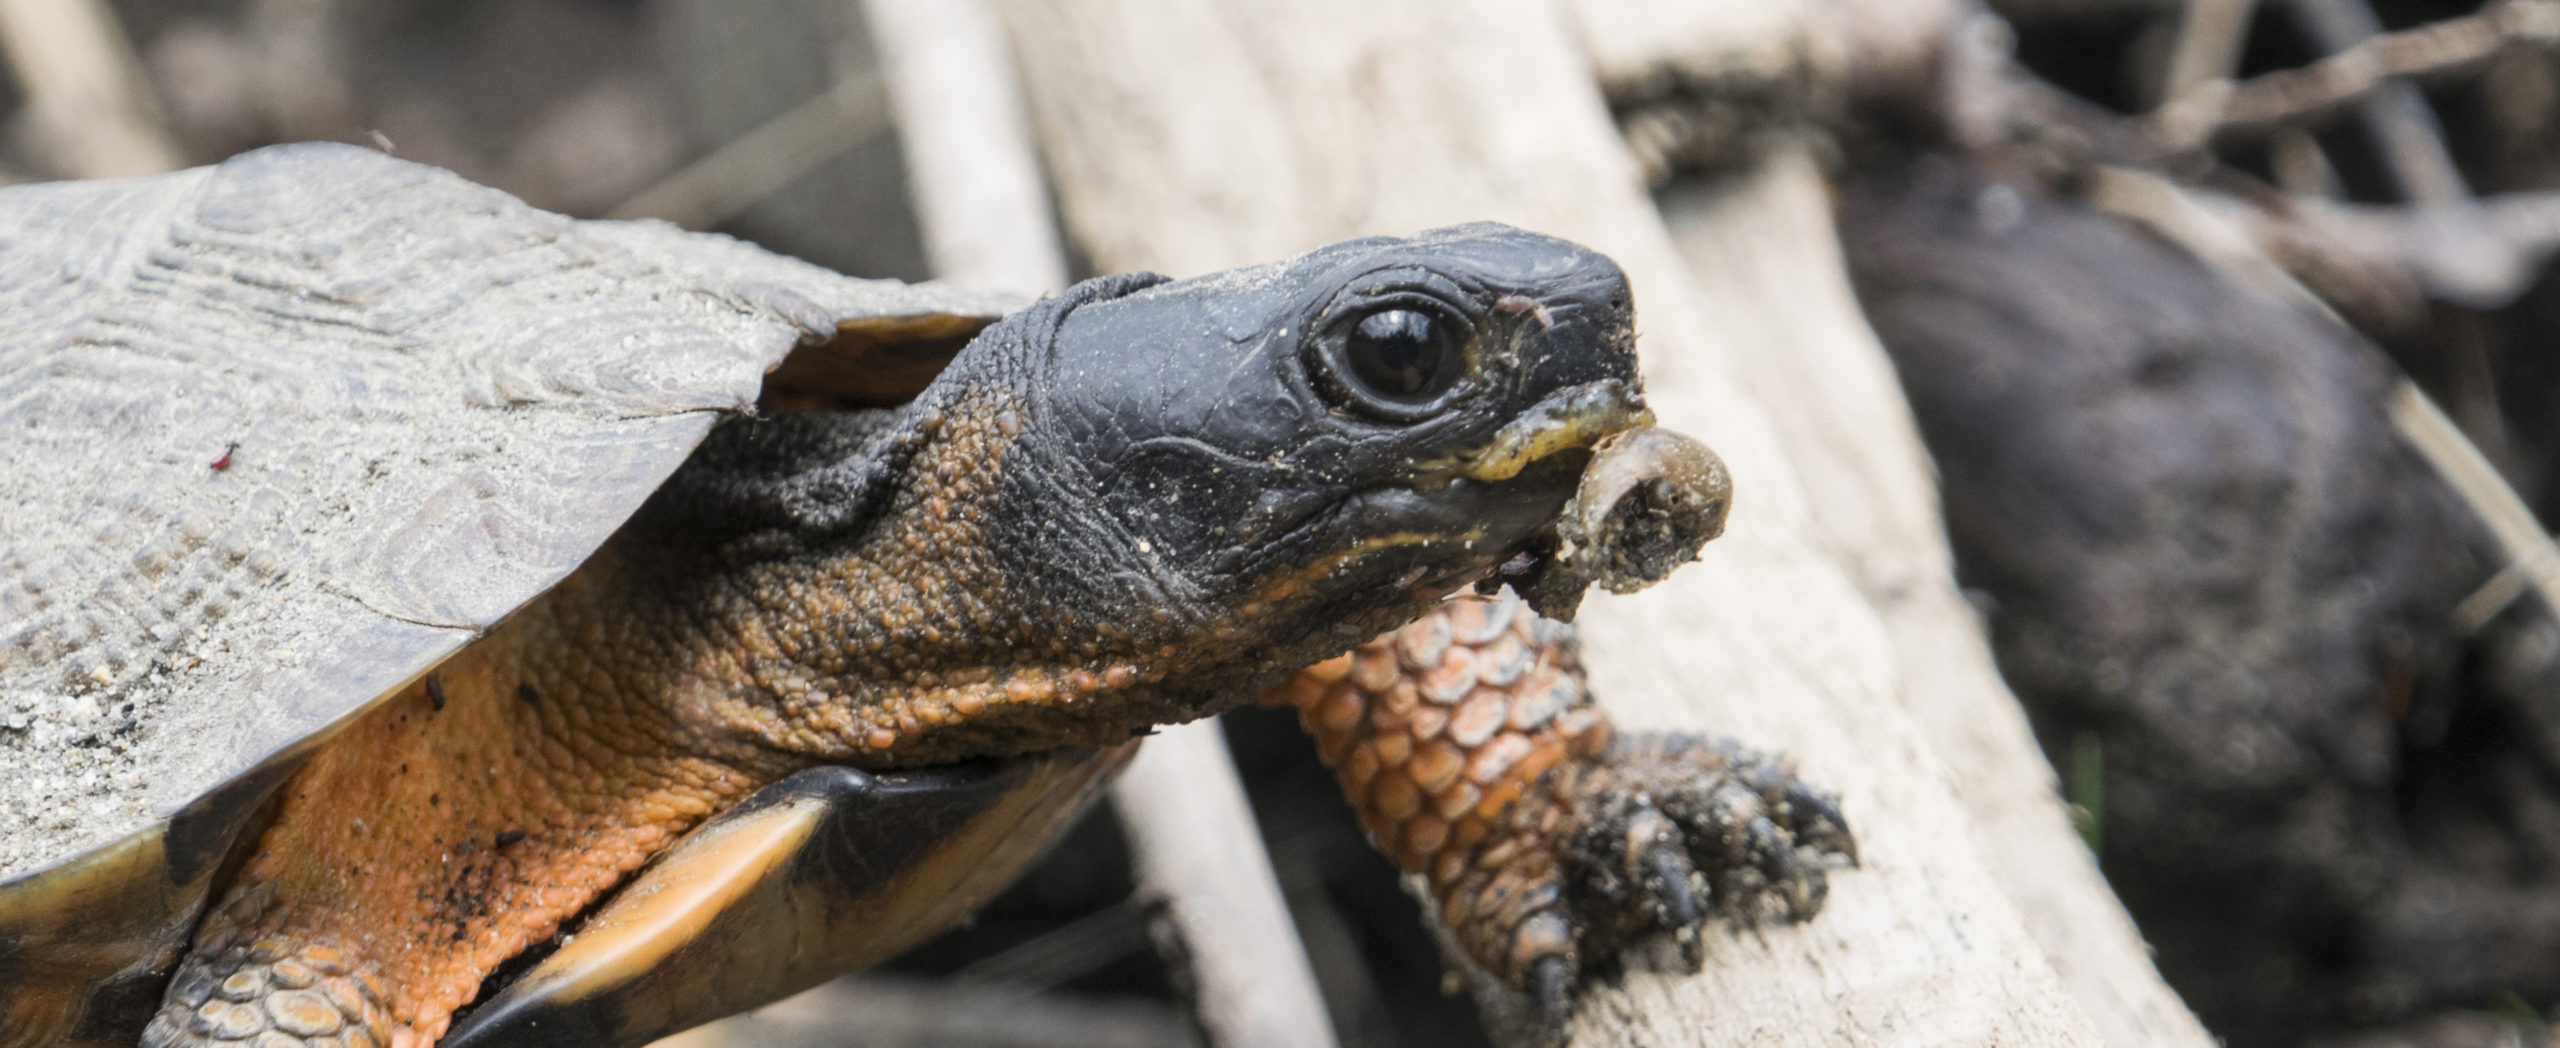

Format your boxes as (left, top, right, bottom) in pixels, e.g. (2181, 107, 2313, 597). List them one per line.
(1322, 245, 1727, 618)
(1453, 379, 1655, 484)
(1383, 241, 1731, 619)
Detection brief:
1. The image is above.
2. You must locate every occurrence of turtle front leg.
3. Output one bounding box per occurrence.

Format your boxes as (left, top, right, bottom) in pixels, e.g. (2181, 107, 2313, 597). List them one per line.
(1263, 590, 1854, 1033)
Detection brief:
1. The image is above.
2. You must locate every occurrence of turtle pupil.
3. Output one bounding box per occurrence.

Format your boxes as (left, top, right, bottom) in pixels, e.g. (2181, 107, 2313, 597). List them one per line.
(1346, 309, 1456, 401)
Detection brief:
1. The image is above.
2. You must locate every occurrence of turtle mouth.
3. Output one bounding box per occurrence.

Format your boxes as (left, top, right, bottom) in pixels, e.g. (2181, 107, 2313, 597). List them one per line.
(1253, 382, 1728, 621)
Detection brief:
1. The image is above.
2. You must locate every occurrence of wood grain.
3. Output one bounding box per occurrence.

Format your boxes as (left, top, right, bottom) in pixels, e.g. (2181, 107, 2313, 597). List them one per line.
(992, 0, 2147, 1042)
(1662, 150, 2214, 1048)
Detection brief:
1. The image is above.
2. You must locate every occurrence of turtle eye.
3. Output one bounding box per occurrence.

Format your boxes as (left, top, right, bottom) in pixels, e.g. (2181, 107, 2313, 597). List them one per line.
(1318, 306, 1468, 419)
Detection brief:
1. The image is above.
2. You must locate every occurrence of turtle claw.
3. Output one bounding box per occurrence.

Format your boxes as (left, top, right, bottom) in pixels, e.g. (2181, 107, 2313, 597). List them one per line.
(1635, 839, 1708, 967)
(1775, 776, 1858, 866)
(1524, 953, 1576, 1032)
(1511, 735, 1851, 1012)
(1436, 736, 1852, 1044)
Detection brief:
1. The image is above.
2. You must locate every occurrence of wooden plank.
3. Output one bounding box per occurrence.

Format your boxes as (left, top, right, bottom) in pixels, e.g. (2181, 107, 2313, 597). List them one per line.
(1560, 10, 2215, 1037)
(1660, 150, 2216, 1048)
(1110, 724, 1341, 1048)
(862, 0, 1066, 297)
(993, 0, 2121, 1042)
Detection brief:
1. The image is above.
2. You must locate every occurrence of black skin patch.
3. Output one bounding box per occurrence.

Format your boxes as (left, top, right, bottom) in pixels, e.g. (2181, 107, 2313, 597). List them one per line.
(427, 675, 446, 711)
(516, 683, 541, 706)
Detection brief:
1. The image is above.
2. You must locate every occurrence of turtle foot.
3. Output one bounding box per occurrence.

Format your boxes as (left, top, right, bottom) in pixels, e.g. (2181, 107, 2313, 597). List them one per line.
(143, 915, 394, 1048)
(1265, 591, 1853, 1040)
(1472, 734, 1855, 1031)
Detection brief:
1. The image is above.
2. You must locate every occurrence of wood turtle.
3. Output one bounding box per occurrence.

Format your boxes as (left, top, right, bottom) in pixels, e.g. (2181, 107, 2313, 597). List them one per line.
(0, 143, 1852, 1048)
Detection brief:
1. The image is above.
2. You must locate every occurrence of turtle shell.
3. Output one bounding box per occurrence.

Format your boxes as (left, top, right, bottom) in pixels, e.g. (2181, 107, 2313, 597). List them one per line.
(0, 143, 1027, 1044)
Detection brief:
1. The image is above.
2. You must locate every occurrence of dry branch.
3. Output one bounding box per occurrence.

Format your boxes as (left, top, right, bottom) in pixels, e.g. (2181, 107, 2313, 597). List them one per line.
(994, 0, 2186, 1042)
(2161, 0, 2260, 105)
(0, 0, 178, 178)
(1110, 725, 1341, 1048)
(609, 73, 891, 228)
(2242, 190, 2560, 307)
(2391, 385, 2560, 631)
(1912, 0, 2557, 309)
(2285, 0, 2474, 204)
(2153, 0, 2560, 149)
(861, 0, 1065, 298)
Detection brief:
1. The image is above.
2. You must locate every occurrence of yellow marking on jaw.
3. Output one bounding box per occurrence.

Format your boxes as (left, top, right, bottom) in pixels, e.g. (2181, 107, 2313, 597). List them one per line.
(1454, 381, 1655, 483)
(518, 798, 823, 1004)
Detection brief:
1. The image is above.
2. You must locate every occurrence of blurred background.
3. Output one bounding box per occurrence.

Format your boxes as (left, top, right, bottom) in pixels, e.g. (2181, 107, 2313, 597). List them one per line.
(8, 1, 2560, 1046)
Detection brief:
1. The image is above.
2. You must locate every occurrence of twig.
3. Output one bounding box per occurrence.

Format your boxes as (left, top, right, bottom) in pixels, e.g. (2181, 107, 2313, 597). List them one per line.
(2153, 0, 2560, 149)
(2159, 0, 2260, 106)
(608, 72, 891, 227)
(2268, 127, 2345, 197)
(0, 0, 180, 178)
(2284, 0, 2472, 204)
(2265, 190, 2560, 306)
(2086, 165, 2326, 306)
(862, 0, 1066, 297)
(1109, 724, 1341, 1048)
(2125, 1, 2560, 306)
(2390, 384, 2560, 631)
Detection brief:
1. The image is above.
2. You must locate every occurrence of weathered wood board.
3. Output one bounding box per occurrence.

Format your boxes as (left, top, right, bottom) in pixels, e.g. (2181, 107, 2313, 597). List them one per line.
(994, 0, 2207, 1043)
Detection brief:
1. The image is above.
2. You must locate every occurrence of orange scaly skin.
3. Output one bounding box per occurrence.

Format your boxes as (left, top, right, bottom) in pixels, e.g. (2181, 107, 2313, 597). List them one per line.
(143, 388, 1416, 1048)
(142, 396, 1064, 1048)
(1267, 591, 1855, 1005)
(146, 565, 804, 1048)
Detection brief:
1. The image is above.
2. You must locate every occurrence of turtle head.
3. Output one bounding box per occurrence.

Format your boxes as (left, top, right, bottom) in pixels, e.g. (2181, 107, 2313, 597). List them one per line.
(985, 224, 1678, 693)
(637, 226, 1720, 763)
